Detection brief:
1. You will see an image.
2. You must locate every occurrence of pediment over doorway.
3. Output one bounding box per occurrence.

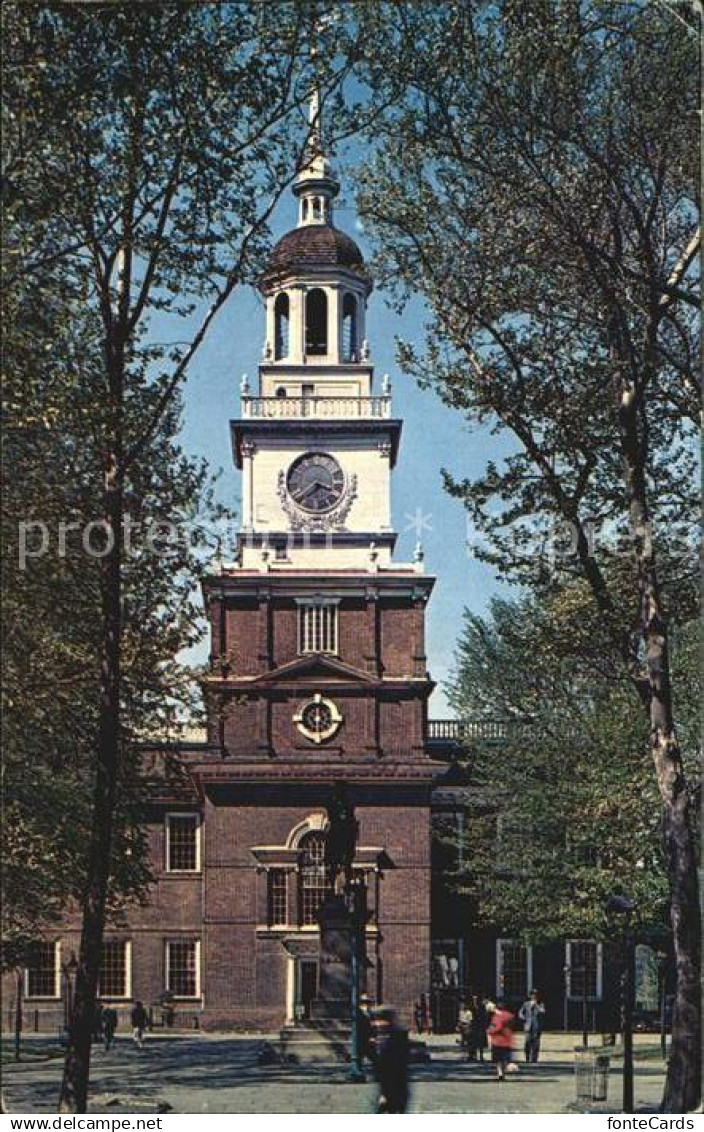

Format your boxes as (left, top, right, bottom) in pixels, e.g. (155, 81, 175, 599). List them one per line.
(280, 936, 319, 960)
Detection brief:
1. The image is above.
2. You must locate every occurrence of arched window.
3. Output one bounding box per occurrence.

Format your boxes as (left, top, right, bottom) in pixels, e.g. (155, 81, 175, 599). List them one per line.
(305, 288, 328, 356)
(342, 293, 358, 362)
(275, 386, 287, 398)
(274, 293, 289, 360)
(299, 831, 329, 925)
(313, 196, 321, 221)
(302, 198, 309, 221)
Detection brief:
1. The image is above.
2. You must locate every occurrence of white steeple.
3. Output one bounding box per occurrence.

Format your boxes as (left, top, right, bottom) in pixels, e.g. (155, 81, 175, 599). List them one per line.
(230, 79, 406, 574)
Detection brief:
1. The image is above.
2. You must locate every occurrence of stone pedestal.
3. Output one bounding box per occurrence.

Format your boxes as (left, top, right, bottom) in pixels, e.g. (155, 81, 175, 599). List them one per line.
(312, 894, 352, 1020)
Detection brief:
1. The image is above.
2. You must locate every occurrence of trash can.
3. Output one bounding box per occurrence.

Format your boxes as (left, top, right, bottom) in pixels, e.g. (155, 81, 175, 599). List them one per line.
(574, 1047, 610, 1103)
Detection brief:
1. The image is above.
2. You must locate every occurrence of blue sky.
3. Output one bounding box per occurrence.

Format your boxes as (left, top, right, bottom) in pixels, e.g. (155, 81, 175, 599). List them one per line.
(177, 170, 509, 716)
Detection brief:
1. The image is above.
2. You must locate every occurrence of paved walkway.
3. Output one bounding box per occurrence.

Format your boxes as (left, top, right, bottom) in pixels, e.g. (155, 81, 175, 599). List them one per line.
(2, 1034, 667, 1115)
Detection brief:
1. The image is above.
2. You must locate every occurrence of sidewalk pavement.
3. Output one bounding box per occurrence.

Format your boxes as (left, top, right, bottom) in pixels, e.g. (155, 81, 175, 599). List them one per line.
(2, 1033, 668, 1115)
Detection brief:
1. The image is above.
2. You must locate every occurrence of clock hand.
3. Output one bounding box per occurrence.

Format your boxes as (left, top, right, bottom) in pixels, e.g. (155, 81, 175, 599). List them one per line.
(299, 479, 325, 498)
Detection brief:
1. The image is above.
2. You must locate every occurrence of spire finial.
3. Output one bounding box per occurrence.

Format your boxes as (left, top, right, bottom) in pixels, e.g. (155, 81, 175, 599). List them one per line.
(293, 74, 339, 227)
(308, 81, 322, 155)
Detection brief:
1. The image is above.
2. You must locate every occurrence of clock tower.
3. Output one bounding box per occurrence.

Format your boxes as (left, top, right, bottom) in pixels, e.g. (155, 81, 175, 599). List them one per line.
(196, 99, 442, 1032)
(233, 97, 398, 573)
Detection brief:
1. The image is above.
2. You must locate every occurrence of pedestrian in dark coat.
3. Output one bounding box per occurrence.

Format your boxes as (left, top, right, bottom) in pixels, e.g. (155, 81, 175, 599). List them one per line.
(370, 1006, 410, 1113)
(102, 1006, 118, 1051)
(358, 994, 374, 1064)
(467, 994, 489, 1061)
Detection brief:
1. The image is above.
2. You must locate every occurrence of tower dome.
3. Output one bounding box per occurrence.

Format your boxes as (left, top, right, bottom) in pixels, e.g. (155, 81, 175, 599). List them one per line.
(260, 85, 370, 291)
(257, 85, 373, 365)
(262, 224, 369, 286)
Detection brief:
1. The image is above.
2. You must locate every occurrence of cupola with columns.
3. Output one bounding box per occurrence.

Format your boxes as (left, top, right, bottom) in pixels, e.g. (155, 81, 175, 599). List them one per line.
(257, 87, 372, 379)
(230, 87, 420, 575)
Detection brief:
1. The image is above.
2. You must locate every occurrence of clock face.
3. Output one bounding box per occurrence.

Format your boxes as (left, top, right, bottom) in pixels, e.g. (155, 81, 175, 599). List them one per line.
(293, 694, 343, 744)
(287, 453, 345, 513)
(301, 700, 333, 734)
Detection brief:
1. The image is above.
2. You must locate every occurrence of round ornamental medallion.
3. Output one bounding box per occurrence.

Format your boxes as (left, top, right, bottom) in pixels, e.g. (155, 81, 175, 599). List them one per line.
(286, 452, 345, 514)
(294, 693, 343, 744)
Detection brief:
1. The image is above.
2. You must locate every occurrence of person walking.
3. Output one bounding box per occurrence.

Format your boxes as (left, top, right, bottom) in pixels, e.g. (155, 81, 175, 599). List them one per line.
(131, 1000, 148, 1049)
(487, 999, 516, 1081)
(102, 1005, 118, 1052)
(358, 994, 374, 1065)
(457, 1000, 473, 1052)
(93, 1000, 104, 1044)
(419, 993, 432, 1035)
(518, 989, 546, 1063)
(370, 1006, 410, 1113)
(467, 994, 489, 1062)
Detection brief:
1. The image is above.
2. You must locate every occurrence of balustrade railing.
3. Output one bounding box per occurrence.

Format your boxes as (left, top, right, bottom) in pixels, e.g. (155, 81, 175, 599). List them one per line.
(428, 719, 510, 742)
(241, 395, 391, 419)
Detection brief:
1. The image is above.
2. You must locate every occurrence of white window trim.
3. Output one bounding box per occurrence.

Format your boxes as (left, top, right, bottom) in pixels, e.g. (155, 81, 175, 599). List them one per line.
(25, 941, 61, 1000)
(495, 938, 533, 999)
(565, 940, 603, 1000)
(165, 939, 201, 1000)
(165, 812, 202, 874)
(295, 598, 340, 656)
(99, 940, 132, 1001)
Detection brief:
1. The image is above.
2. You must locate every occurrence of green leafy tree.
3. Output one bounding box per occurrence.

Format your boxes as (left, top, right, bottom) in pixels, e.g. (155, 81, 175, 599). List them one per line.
(3, 0, 367, 1110)
(352, 0, 700, 1110)
(445, 593, 698, 943)
(2, 253, 212, 1027)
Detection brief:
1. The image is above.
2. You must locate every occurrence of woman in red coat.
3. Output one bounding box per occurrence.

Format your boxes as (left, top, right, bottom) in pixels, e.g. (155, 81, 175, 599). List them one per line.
(488, 999, 516, 1081)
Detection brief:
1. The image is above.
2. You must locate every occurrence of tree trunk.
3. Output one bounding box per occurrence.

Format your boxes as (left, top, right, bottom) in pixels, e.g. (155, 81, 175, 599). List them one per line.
(616, 372, 701, 1113)
(59, 405, 123, 1112)
(656, 728, 701, 1113)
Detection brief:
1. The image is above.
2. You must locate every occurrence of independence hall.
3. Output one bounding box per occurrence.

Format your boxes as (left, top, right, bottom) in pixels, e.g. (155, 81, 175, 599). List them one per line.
(6, 107, 618, 1041)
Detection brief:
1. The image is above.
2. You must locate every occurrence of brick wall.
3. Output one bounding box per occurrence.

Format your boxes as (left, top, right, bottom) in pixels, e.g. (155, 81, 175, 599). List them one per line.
(5, 576, 437, 1033)
(217, 594, 426, 679)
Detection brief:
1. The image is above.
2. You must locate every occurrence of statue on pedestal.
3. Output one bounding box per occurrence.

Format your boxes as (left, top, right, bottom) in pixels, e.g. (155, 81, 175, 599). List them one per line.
(311, 784, 360, 1020)
(325, 781, 358, 896)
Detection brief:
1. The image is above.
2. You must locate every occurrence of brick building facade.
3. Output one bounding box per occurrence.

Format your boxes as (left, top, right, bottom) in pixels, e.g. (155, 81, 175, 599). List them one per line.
(5, 99, 627, 1040)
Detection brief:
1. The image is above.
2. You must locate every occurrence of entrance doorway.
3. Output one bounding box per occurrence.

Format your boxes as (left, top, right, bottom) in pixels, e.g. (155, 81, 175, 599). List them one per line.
(299, 960, 318, 1020)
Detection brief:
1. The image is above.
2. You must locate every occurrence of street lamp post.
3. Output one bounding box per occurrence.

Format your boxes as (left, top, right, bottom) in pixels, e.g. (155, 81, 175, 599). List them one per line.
(655, 950, 669, 1063)
(347, 875, 366, 1083)
(324, 783, 366, 1083)
(622, 928, 636, 1114)
(14, 968, 23, 1063)
(608, 895, 635, 1114)
(564, 963, 589, 1046)
(62, 953, 79, 1038)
